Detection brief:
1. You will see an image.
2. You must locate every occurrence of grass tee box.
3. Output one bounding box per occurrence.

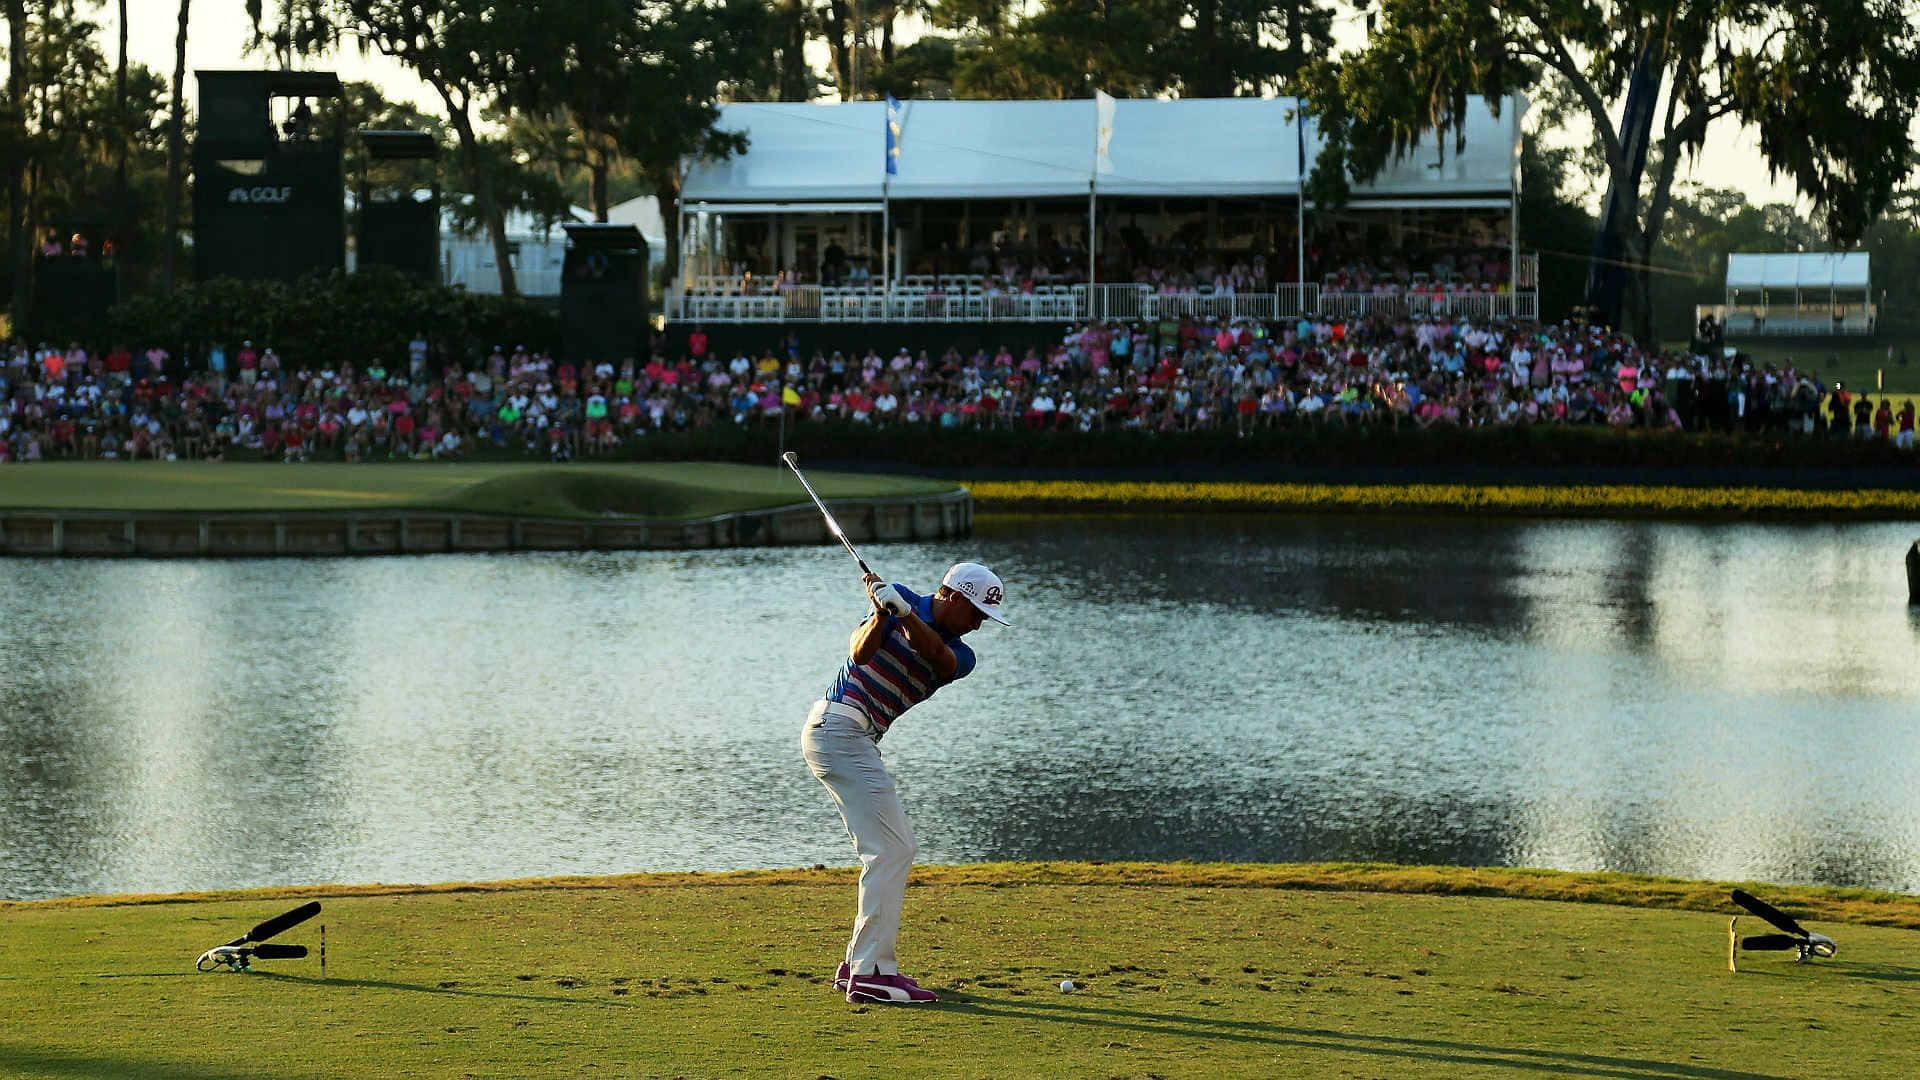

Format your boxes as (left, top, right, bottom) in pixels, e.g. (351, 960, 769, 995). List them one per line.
(0, 462, 959, 522)
(4, 863, 1919, 1079)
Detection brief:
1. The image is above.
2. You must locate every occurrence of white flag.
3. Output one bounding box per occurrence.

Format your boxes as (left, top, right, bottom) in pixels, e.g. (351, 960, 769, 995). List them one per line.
(1095, 90, 1115, 174)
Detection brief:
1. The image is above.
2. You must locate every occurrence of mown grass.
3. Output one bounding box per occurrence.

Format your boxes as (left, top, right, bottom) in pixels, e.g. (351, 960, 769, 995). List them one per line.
(967, 480, 1920, 520)
(4, 863, 1918, 1079)
(0, 462, 957, 521)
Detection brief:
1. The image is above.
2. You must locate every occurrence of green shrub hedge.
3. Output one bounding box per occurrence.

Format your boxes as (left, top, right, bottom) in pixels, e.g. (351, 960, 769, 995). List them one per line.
(103, 268, 561, 368)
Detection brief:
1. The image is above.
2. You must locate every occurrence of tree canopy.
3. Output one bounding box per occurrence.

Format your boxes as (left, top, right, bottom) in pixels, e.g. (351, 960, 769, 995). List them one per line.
(1297, 0, 1920, 338)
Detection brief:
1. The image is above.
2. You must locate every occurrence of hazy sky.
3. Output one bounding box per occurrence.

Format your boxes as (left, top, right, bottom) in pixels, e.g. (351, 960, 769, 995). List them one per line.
(107, 0, 1809, 209)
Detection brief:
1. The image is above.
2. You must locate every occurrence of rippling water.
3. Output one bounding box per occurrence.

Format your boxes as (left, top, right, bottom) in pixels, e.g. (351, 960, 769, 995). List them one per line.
(4, 513, 1919, 900)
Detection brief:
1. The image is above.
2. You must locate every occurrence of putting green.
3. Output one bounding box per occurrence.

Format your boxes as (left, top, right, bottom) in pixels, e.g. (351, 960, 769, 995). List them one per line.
(0, 462, 959, 521)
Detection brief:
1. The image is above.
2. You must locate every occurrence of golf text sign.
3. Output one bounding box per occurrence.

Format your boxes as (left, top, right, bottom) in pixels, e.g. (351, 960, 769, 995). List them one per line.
(228, 186, 296, 205)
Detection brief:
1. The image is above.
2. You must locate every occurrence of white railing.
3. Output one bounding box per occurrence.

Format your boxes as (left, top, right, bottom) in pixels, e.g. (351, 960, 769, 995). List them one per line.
(1316, 290, 1537, 322)
(667, 282, 1534, 324)
(1716, 309, 1876, 336)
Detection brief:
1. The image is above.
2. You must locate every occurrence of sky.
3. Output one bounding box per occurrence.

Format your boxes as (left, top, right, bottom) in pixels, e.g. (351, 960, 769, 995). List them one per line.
(106, 0, 1809, 210)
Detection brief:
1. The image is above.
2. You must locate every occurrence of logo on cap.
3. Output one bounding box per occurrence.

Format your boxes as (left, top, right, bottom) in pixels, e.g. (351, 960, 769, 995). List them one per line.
(983, 585, 1003, 605)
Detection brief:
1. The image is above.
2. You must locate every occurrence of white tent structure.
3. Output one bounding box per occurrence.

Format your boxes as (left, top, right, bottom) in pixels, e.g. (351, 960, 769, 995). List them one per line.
(681, 96, 1520, 205)
(1721, 252, 1873, 336)
(437, 205, 587, 297)
(676, 95, 1530, 324)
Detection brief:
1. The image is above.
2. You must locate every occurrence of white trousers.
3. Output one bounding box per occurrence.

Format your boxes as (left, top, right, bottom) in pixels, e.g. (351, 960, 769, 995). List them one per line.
(801, 700, 916, 976)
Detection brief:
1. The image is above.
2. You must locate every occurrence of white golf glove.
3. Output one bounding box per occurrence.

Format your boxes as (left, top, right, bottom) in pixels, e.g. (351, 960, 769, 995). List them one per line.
(872, 583, 911, 617)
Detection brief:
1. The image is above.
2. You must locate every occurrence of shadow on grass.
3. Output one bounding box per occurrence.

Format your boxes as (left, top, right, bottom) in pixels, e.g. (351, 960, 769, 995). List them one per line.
(253, 970, 651, 1008)
(1837, 961, 1920, 984)
(0, 1043, 333, 1080)
(936, 991, 1789, 1080)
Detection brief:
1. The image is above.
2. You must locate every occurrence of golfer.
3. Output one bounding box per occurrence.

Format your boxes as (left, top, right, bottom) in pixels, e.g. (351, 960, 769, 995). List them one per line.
(802, 561, 1009, 1004)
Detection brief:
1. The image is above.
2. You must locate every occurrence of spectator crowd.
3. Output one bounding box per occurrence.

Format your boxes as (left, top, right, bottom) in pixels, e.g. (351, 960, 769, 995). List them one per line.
(3, 311, 1916, 465)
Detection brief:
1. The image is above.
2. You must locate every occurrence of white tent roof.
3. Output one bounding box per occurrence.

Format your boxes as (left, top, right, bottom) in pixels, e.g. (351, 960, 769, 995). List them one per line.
(1097, 98, 1301, 196)
(889, 100, 1093, 198)
(682, 96, 1520, 206)
(685, 102, 888, 203)
(605, 194, 666, 246)
(1726, 252, 1870, 290)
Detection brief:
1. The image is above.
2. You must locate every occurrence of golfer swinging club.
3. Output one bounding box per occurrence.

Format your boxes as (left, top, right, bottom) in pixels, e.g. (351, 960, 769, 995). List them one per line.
(802, 561, 1010, 1004)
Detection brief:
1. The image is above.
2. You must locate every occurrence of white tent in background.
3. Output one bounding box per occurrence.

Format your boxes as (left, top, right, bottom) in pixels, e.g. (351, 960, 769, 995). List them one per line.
(605, 194, 668, 277)
(1721, 252, 1874, 336)
(439, 203, 589, 297)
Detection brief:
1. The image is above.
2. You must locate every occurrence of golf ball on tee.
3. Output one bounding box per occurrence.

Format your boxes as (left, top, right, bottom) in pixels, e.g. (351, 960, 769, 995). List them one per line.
(1059, 980, 1076, 993)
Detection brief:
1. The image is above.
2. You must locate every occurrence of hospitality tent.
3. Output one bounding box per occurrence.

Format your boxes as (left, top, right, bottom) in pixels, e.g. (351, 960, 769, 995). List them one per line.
(678, 95, 1523, 286)
(681, 96, 1521, 205)
(1722, 252, 1873, 335)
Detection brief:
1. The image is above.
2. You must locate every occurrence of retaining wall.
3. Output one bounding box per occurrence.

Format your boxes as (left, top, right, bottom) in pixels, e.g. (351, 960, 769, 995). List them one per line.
(0, 490, 971, 558)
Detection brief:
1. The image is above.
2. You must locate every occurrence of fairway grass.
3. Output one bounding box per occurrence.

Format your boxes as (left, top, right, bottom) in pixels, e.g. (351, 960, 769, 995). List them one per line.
(0, 462, 958, 521)
(5, 863, 1918, 1079)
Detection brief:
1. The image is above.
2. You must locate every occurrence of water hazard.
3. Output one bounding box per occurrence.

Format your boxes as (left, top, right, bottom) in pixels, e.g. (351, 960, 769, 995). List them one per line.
(4, 513, 1918, 900)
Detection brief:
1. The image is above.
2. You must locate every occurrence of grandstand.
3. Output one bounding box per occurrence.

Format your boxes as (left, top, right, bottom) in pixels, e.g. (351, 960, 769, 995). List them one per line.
(1700, 252, 1875, 337)
(668, 96, 1537, 330)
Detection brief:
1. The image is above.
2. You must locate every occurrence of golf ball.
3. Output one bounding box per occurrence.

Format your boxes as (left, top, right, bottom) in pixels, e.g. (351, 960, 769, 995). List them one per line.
(1059, 980, 1076, 993)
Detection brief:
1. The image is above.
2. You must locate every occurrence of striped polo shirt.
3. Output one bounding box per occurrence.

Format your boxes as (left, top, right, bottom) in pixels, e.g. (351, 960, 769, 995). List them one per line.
(824, 584, 976, 737)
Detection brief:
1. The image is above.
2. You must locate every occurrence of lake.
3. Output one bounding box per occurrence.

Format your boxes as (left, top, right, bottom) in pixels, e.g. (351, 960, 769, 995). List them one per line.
(4, 513, 1918, 900)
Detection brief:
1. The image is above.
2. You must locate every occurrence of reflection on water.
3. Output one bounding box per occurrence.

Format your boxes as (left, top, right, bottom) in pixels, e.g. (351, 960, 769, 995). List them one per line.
(3, 514, 1919, 900)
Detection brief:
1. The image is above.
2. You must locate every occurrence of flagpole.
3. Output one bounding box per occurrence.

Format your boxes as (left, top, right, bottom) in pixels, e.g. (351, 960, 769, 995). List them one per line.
(1295, 96, 1307, 313)
(1088, 184, 1096, 295)
(884, 97, 900, 293)
(1089, 94, 1101, 307)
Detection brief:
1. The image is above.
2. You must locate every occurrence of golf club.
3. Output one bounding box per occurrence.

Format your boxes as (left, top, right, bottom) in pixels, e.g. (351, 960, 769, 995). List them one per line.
(196, 901, 322, 972)
(781, 452, 873, 576)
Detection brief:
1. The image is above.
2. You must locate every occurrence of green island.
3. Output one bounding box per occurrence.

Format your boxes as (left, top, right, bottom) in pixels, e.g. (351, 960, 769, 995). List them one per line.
(0, 461, 957, 522)
(4, 863, 1915, 1079)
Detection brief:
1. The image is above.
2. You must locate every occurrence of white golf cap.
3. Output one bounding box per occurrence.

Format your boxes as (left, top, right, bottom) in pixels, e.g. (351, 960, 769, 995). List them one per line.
(942, 562, 1010, 625)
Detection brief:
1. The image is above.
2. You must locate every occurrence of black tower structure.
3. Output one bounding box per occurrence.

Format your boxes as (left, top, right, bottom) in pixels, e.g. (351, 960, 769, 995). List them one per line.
(560, 223, 651, 365)
(357, 129, 440, 281)
(193, 70, 345, 284)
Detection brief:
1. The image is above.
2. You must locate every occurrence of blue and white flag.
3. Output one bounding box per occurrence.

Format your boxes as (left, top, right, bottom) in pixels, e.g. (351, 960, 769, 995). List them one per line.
(886, 95, 903, 175)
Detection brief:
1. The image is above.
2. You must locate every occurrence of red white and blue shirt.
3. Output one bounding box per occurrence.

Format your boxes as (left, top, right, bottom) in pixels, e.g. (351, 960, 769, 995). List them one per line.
(824, 584, 976, 737)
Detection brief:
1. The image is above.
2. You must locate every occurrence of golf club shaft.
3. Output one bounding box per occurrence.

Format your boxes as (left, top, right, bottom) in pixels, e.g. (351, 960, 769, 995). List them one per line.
(224, 901, 322, 947)
(1731, 890, 1809, 938)
(781, 453, 873, 575)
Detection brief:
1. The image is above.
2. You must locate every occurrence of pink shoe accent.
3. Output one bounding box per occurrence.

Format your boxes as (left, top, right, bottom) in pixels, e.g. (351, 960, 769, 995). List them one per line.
(845, 972, 938, 1004)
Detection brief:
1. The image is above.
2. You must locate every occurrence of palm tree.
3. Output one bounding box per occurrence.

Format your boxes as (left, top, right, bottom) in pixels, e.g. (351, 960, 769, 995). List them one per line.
(115, 0, 129, 272)
(7, 0, 28, 326)
(163, 0, 190, 293)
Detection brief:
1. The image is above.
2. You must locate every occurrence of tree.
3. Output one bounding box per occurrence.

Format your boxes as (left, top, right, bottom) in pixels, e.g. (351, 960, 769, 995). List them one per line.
(6, 0, 30, 324)
(774, 0, 813, 102)
(1298, 0, 1920, 343)
(576, 0, 775, 288)
(947, 1, 1163, 99)
(254, 0, 540, 296)
(114, 0, 126, 214)
(922, 0, 1334, 100)
(162, 0, 188, 293)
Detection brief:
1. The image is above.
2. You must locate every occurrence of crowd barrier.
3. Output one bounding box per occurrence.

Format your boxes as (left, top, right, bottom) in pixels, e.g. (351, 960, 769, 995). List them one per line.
(667, 281, 1540, 325)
